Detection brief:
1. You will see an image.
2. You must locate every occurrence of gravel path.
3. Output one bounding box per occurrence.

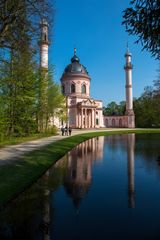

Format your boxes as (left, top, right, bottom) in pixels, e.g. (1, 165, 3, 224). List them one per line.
(0, 129, 125, 165)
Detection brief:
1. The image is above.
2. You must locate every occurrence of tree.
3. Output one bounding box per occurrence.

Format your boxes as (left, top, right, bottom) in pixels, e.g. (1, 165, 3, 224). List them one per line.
(47, 77, 66, 129)
(0, 36, 38, 137)
(133, 71, 160, 128)
(103, 101, 125, 116)
(118, 101, 126, 115)
(0, 0, 23, 47)
(122, 0, 160, 59)
(0, 0, 53, 49)
(37, 67, 66, 133)
(0, 0, 55, 138)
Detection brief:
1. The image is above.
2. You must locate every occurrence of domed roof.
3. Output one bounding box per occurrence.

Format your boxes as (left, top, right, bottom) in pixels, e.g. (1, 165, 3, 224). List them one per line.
(62, 48, 89, 76)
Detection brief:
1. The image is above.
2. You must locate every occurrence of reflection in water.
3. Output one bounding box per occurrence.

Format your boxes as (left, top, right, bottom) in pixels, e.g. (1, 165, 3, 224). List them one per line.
(1, 134, 160, 240)
(42, 171, 50, 240)
(103, 134, 135, 208)
(56, 137, 104, 208)
(127, 134, 135, 208)
(56, 135, 135, 209)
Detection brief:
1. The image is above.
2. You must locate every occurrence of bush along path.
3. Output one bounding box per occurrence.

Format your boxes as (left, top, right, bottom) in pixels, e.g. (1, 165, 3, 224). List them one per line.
(0, 128, 160, 207)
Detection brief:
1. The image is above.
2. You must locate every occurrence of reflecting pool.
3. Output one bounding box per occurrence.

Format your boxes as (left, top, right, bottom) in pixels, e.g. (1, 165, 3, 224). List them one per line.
(1, 134, 160, 240)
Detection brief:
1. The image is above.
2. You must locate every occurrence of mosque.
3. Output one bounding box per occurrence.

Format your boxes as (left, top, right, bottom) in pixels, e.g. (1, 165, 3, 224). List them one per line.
(40, 19, 135, 129)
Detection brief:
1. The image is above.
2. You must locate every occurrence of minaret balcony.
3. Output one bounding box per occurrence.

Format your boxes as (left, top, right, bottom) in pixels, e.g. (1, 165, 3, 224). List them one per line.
(39, 39, 50, 45)
(124, 63, 133, 70)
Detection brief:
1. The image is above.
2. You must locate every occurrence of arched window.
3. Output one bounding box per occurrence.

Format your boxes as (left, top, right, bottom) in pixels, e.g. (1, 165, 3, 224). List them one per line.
(81, 84, 86, 94)
(62, 85, 65, 94)
(71, 83, 75, 93)
(112, 118, 115, 127)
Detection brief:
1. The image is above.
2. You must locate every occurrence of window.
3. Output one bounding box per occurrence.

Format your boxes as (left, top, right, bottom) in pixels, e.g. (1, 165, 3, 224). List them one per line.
(71, 83, 75, 93)
(112, 119, 115, 127)
(96, 119, 99, 125)
(81, 84, 86, 94)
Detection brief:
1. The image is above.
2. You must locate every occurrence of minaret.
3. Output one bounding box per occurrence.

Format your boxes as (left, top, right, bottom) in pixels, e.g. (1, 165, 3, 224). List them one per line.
(124, 46, 135, 128)
(38, 19, 49, 132)
(40, 19, 49, 70)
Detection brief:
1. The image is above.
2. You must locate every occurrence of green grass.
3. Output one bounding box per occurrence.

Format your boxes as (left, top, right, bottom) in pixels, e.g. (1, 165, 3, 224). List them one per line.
(0, 129, 160, 207)
(0, 132, 57, 148)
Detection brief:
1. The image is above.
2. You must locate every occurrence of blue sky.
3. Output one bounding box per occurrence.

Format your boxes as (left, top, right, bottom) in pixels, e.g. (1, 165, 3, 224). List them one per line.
(49, 0, 158, 106)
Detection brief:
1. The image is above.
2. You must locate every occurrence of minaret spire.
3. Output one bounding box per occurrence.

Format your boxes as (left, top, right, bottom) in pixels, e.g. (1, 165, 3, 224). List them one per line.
(74, 47, 77, 56)
(124, 47, 135, 128)
(126, 42, 129, 54)
(40, 18, 49, 69)
(127, 41, 128, 49)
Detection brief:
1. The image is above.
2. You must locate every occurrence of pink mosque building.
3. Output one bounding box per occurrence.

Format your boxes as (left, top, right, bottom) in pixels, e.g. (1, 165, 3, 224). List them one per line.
(60, 48, 103, 129)
(60, 48, 135, 128)
(40, 20, 135, 129)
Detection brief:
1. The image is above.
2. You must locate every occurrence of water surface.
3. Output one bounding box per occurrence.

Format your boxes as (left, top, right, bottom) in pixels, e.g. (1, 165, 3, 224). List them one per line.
(1, 134, 160, 240)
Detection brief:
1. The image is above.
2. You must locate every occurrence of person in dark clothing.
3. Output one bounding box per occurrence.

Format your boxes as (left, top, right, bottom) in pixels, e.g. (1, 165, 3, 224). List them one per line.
(65, 126, 68, 136)
(69, 126, 72, 136)
(61, 126, 65, 136)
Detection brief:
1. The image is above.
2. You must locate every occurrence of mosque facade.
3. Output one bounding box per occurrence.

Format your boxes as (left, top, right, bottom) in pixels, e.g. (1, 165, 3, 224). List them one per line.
(60, 48, 103, 129)
(40, 19, 135, 129)
(60, 47, 135, 128)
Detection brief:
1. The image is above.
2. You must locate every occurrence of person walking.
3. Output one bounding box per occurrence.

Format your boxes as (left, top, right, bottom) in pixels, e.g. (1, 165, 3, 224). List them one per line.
(69, 126, 72, 136)
(65, 125, 68, 136)
(61, 125, 65, 136)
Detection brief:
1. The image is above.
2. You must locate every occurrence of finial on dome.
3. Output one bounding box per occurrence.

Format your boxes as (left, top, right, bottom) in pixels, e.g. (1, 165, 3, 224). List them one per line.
(74, 47, 77, 56)
(71, 47, 80, 63)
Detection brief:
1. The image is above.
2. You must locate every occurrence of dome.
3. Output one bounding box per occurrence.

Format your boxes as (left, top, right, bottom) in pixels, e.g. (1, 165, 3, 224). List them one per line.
(62, 49, 89, 76)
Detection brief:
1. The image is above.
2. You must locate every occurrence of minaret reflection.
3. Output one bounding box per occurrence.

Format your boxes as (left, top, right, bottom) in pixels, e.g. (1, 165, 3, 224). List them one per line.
(42, 170, 50, 240)
(126, 133, 135, 208)
(63, 137, 104, 208)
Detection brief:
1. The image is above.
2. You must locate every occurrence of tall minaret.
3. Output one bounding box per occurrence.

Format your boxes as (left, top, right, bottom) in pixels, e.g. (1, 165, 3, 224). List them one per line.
(38, 19, 49, 132)
(124, 46, 135, 128)
(40, 19, 49, 70)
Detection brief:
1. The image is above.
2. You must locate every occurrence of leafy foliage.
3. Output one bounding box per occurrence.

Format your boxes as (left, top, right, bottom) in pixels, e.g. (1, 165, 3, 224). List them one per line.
(38, 67, 66, 133)
(122, 0, 160, 59)
(0, 0, 66, 141)
(0, 0, 53, 49)
(134, 73, 160, 127)
(103, 101, 125, 116)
